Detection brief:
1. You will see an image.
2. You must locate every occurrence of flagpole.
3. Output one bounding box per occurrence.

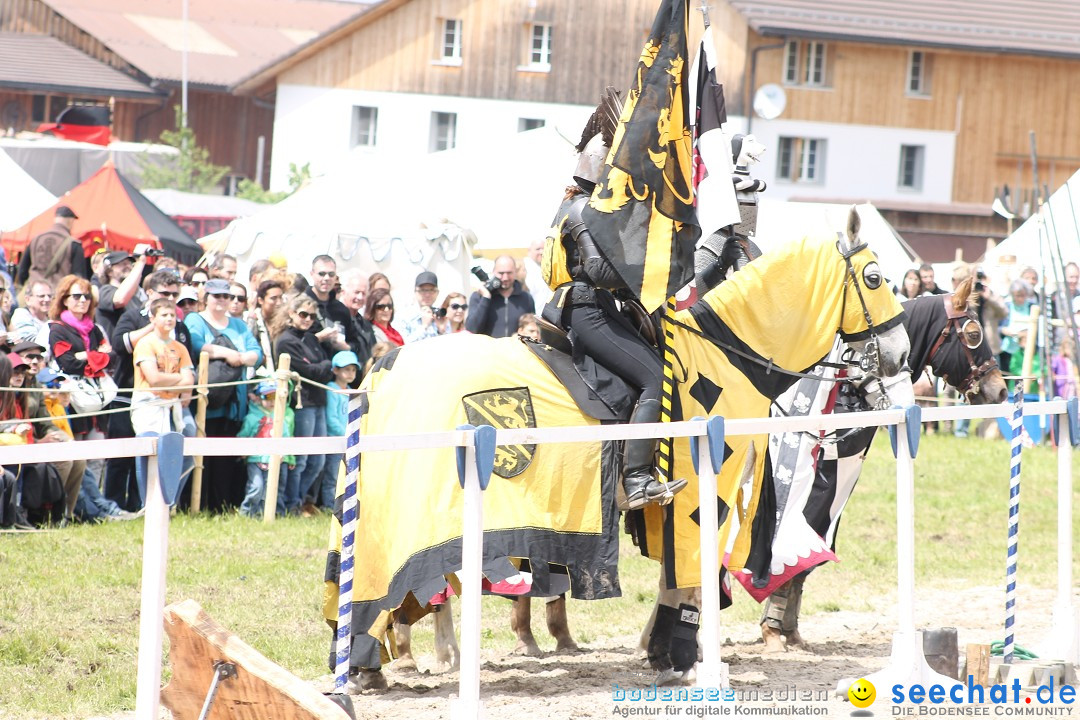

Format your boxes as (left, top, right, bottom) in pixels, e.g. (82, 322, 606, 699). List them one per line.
(181, 0, 189, 131)
(696, 1, 711, 29)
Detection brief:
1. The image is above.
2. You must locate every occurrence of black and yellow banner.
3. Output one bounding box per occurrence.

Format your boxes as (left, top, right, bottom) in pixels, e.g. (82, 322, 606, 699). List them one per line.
(583, 0, 700, 313)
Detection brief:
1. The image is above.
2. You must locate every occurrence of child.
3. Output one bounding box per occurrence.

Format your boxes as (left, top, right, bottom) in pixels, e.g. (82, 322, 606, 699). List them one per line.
(131, 297, 195, 437)
(237, 380, 296, 518)
(1052, 337, 1078, 400)
(315, 351, 359, 510)
(517, 313, 540, 342)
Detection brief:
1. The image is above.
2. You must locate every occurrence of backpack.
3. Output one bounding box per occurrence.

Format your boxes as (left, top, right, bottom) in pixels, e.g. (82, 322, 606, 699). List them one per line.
(18, 463, 65, 511)
(194, 315, 244, 409)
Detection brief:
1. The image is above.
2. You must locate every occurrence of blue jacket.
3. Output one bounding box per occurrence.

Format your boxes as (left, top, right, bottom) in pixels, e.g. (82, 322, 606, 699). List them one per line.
(326, 380, 349, 437)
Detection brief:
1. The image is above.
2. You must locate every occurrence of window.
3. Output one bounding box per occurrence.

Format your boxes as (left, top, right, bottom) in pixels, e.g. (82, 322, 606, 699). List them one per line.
(441, 19, 462, 61)
(777, 137, 825, 183)
(350, 106, 377, 148)
(530, 24, 552, 66)
(899, 145, 924, 190)
(783, 41, 799, 84)
(907, 51, 931, 96)
(803, 41, 826, 86)
(518, 117, 545, 132)
(782, 40, 829, 87)
(430, 111, 457, 152)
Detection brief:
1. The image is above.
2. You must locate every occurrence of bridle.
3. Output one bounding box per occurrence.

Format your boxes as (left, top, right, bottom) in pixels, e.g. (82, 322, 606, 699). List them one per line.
(925, 294, 997, 400)
(837, 235, 893, 407)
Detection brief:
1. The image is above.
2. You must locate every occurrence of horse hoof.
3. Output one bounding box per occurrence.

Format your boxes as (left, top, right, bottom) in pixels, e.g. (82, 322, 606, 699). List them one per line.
(509, 641, 542, 657)
(761, 624, 786, 654)
(655, 668, 686, 687)
(785, 631, 810, 652)
(348, 670, 388, 693)
(554, 640, 580, 654)
(392, 657, 418, 673)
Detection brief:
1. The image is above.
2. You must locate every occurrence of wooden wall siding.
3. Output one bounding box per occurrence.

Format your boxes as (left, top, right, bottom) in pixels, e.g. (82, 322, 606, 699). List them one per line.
(0, 0, 146, 81)
(749, 34, 1080, 205)
(279, 0, 731, 106)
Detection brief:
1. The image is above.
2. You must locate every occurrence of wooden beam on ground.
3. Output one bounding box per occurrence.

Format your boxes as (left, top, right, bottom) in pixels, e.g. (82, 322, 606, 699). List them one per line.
(162, 599, 350, 720)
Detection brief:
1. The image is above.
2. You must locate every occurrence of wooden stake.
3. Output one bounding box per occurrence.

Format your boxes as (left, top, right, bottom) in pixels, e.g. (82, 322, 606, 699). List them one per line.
(966, 643, 991, 687)
(190, 351, 209, 513)
(263, 354, 291, 523)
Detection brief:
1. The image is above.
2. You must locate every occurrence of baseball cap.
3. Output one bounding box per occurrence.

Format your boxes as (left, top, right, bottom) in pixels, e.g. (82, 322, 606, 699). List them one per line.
(255, 380, 277, 397)
(204, 278, 231, 295)
(332, 350, 360, 368)
(13, 340, 46, 354)
(415, 271, 438, 288)
(6, 352, 27, 370)
(178, 286, 199, 303)
(36, 367, 68, 387)
(56, 205, 78, 219)
(103, 251, 134, 267)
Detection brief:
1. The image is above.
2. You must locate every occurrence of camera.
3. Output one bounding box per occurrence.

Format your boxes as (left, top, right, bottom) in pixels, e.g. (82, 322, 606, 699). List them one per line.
(975, 281, 985, 292)
(471, 265, 503, 293)
(143, 248, 166, 258)
(431, 305, 447, 319)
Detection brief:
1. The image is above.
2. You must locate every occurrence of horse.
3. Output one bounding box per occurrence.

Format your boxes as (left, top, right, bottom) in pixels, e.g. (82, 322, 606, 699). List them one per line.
(752, 282, 1007, 652)
(325, 210, 909, 687)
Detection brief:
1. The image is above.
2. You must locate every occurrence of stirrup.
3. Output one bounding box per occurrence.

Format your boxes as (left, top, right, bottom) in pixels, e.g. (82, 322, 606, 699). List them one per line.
(625, 477, 688, 510)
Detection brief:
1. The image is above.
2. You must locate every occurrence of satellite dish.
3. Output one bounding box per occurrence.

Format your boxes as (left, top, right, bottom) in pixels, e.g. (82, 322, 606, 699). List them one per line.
(753, 84, 787, 120)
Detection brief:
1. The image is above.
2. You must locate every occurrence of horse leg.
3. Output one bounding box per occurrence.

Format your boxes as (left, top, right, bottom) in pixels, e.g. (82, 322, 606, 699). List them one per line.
(655, 587, 700, 686)
(509, 597, 542, 656)
(760, 579, 794, 653)
(781, 573, 808, 649)
(392, 619, 417, 672)
(545, 594, 578, 653)
(432, 600, 460, 671)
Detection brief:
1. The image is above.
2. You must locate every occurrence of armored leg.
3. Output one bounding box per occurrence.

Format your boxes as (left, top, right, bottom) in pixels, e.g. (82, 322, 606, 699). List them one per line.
(623, 399, 687, 510)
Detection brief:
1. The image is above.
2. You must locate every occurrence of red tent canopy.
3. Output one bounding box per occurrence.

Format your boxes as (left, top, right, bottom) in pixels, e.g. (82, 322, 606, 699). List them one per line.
(1, 161, 202, 265)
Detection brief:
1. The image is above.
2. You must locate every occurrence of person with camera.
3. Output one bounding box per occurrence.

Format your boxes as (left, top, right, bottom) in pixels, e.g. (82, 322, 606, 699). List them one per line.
(465, 256, 535, 338)
(96, 246, 155, 338)
(403, 271, 448, 343)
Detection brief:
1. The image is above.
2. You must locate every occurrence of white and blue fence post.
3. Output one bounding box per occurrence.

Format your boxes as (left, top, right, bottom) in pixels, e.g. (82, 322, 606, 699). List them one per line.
(453, 424, 496, 720)
(690, 416, 728, 689)
(333, 395, 364, 692)
(1005, 389, 1024, 664)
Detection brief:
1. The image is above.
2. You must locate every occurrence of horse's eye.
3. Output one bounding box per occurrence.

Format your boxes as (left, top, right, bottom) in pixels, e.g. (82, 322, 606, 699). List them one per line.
(863, 262, 882, 290)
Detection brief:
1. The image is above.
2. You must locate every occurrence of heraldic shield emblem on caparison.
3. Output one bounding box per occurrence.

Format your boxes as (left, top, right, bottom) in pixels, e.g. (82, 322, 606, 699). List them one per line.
(461, 387, 537, 478)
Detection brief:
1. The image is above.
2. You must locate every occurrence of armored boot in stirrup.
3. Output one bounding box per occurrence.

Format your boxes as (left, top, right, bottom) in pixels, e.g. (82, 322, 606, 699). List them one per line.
(622, 399, 687, 510)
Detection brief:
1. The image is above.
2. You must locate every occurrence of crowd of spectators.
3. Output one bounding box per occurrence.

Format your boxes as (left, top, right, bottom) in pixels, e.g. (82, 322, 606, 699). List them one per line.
(0, 206, 548, 529)
(894, 260, 1080, 439)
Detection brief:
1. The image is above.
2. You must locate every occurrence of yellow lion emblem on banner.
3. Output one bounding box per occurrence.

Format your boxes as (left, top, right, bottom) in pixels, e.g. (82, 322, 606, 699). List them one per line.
(462, 387, 537, 478)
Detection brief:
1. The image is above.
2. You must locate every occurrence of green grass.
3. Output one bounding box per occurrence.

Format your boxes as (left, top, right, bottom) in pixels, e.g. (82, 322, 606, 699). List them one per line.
(0, 430, 1077, 717)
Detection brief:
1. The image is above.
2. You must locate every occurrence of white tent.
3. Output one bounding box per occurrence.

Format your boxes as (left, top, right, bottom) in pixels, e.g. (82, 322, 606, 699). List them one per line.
(219, 126, 581, 293)
(0, 148, 56, 232)
(753, 199, 919, 286)
(983, 169, 1080, 278)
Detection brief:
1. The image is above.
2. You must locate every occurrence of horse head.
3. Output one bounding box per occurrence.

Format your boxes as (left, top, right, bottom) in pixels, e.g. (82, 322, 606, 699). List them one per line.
(902, 277, 1008, 404)
(835, 207, 910, 378)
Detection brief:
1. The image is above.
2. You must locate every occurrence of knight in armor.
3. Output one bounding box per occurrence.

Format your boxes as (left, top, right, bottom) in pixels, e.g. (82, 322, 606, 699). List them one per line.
(540, 91, 687, 510)
(691, 134, 767, 297)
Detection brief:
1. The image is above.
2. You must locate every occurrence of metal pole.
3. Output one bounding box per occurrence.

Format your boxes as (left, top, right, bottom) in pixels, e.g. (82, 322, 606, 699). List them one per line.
(190, 351, 209, 513)
(263, 354, 291, 523)
(134, 451, 167, 719)
(453, 438, 484, 720)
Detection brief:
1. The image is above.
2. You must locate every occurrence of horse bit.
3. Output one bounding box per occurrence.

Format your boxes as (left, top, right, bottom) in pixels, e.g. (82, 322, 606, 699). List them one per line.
(837, 235, 893, 409)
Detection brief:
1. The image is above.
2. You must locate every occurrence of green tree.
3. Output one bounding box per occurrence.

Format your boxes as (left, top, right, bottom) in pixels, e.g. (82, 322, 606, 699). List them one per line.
(235, 162, 312, 204)
(138, 106, 230, 193)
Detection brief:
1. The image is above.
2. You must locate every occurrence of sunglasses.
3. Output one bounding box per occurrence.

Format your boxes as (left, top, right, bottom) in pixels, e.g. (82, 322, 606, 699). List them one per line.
(296, 310, 314, 320)
(374, 303, 393, 311)
(158, 291, 179, 299)
(230, 295, 248, 302)
(22, 354, 43, 362)
(316, 271, 337, 278)
(178, 300, 197, 307)
(67, 293, 90, 301)
(190, 280, 206, 286)
(449, 303, 468, 310)
(209, 293, 230, 300)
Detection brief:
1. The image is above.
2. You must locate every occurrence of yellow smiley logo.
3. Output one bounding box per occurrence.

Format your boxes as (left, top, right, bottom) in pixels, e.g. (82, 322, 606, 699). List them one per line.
(848, 678, 876, 708)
